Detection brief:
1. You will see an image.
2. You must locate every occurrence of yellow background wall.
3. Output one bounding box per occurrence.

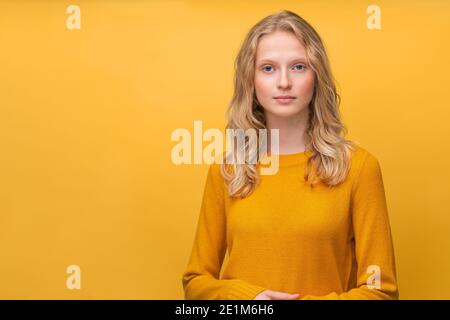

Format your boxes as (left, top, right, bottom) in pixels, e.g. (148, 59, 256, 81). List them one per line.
(0, 0, 449, 299)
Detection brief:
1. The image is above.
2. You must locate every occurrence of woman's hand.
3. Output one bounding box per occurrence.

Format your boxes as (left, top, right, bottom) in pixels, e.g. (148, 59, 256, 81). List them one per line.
(253, 290, 300, 300)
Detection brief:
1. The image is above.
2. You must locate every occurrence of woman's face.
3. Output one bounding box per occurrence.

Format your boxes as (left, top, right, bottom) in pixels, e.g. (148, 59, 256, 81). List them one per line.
(254, 30, 315, 119)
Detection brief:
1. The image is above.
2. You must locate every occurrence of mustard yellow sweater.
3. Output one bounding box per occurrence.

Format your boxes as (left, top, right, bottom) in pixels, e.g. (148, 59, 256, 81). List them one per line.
(182, 145, 399, 300)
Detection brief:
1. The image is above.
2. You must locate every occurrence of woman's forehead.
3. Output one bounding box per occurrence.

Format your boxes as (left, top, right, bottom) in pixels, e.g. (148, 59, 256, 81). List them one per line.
(256, 32, 307, 63)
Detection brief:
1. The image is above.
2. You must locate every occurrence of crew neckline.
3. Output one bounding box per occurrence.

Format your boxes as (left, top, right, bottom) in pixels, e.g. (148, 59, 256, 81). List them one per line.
(259, 149, 311, 168)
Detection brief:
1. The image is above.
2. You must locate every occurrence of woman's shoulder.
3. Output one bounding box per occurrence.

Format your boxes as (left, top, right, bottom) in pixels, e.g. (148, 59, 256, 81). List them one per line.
(349, 142, 370, 160)
(348, 142, 383, 178)
(207, 151, 229, 182)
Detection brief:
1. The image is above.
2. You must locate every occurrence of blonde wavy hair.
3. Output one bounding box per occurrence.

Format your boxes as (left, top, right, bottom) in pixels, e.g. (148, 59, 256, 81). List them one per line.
(221, 10, 357, 198)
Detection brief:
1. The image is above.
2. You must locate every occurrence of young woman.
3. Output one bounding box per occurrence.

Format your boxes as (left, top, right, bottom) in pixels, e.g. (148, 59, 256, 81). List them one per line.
(182, 10, 399, 300)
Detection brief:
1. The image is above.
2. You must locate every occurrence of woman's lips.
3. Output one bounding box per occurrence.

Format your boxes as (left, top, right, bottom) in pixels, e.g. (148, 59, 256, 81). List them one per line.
(274, 97, 296, 104)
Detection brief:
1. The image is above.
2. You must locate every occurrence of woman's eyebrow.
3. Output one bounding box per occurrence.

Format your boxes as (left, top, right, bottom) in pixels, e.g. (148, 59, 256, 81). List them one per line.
(257, 57, 308, 64)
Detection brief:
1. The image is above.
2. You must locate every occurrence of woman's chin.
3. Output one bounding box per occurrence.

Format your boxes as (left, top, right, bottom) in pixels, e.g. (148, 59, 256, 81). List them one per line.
(265, 106, 305, 118)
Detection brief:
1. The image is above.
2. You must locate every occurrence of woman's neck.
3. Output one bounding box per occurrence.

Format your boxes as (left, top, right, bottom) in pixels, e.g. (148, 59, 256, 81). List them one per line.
(265, 108, 310, 154)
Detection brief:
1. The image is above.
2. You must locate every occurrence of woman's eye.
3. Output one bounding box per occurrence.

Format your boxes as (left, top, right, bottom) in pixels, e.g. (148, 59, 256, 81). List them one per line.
(261, 65, 305, 72)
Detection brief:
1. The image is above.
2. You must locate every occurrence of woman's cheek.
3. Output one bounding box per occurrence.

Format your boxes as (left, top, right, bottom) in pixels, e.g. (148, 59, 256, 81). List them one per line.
(297, 74, 315, 99)
(255, 78, 272, 102)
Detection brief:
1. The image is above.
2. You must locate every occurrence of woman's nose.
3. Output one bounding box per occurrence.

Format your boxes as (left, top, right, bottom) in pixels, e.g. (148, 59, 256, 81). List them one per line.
(277, 69, 291, 89)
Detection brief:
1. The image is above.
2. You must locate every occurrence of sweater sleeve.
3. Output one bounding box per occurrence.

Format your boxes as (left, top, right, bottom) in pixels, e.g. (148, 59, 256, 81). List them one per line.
(300, 152, 399, 300)
(182, 164, 267, 300)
